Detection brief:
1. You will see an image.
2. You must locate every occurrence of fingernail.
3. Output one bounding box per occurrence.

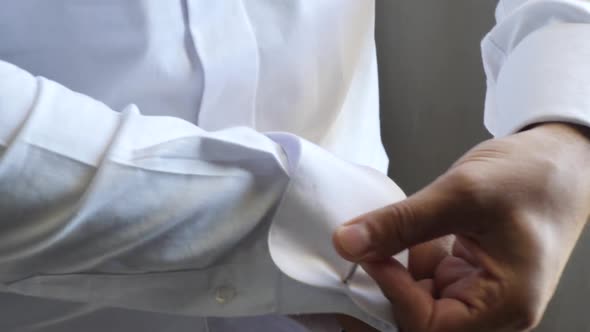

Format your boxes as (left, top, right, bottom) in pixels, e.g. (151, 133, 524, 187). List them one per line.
(336, 224, 371, 258)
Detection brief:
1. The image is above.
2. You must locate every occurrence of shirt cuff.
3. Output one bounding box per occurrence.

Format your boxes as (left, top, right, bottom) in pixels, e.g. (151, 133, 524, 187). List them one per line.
(267, 132, 407, 331)
(484, 23, 590, 136)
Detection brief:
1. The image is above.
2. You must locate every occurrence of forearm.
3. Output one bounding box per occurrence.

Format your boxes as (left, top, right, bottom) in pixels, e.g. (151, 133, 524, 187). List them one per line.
(0, 61, 291, 278)
(482, 0, 590, 243)
(0, 61, 406, 329)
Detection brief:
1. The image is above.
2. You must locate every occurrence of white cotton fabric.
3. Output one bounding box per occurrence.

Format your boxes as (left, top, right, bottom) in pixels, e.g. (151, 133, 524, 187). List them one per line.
(1, 1, 590, 331)
(482, 0, 590, 136)
(0, 1, 394, 331)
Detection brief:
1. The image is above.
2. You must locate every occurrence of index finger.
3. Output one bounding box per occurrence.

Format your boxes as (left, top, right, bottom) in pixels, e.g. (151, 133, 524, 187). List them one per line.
(362, 258, 479, 332)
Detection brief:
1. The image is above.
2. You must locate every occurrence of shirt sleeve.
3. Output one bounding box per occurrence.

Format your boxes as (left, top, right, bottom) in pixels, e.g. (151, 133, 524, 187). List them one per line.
(482, 0, 590, 137)
(0, 61, 403, 330)
(0, 60, 292, 277)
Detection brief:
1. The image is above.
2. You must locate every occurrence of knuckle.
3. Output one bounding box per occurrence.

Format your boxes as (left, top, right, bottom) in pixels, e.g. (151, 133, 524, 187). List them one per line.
(444, 167, 519, 230)
(445, 168, 486, 204)
(370, 203, 415, 252)
(444, 169, 491, 219)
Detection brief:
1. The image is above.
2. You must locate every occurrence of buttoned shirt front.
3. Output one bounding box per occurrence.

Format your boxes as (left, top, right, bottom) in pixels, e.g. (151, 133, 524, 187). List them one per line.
(1, 1, 590, 331)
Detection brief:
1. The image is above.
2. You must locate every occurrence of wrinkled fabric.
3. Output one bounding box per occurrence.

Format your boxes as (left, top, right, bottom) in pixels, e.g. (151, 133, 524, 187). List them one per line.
(1, 0, 590, 331)
(0, 1, 392, 331)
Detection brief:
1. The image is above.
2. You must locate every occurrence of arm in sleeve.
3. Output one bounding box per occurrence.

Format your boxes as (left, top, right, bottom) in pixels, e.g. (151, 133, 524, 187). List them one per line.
(0, 60, 293, 278)
(482, 0, 590, 137)
(0, 61, 404, 328)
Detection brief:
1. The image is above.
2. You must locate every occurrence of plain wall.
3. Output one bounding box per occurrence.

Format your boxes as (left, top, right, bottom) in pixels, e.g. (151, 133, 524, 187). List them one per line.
(375, 1, 590, 331)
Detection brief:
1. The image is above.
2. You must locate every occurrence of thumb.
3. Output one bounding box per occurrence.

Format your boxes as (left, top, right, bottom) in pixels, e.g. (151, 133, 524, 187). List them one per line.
(333, 177, 465, 261)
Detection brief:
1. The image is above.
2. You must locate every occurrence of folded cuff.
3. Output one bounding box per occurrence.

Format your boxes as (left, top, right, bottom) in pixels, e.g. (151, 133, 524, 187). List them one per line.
(267, 132, 407, 330)
(485, 23, 590, 136)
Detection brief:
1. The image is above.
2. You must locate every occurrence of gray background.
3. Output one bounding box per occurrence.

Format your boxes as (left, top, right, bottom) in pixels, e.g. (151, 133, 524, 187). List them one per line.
(376, 1, 590, 331)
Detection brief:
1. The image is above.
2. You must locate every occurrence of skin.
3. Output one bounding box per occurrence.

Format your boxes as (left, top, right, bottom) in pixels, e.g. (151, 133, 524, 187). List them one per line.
(333, 123, 590, 332)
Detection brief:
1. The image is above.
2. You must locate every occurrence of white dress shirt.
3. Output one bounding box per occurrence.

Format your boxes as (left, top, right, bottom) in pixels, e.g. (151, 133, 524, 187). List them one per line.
(0, 1, 589, 331)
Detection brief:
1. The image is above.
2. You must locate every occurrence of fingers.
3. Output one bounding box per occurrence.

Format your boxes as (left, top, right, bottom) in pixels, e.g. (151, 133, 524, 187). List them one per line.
(334, 178, 463, 261)
(362, 258, 434, 331)
(434, 256, 476, 293)
(409, 236, 454, 279)
(452, 237, 479, 266)
(363, 258, 476, 332)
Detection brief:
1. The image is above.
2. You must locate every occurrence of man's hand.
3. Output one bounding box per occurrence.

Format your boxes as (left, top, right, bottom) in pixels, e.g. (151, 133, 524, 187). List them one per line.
(333, 123, 590, 332)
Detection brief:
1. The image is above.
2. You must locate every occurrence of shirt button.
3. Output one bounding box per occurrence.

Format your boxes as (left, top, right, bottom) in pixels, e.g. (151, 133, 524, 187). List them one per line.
(215, 286, 236, 304)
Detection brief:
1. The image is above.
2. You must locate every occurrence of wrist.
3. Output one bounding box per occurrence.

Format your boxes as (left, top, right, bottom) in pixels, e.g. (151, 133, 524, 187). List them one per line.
(525, 122, 590, 144)
(527, 122, 590, 225)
